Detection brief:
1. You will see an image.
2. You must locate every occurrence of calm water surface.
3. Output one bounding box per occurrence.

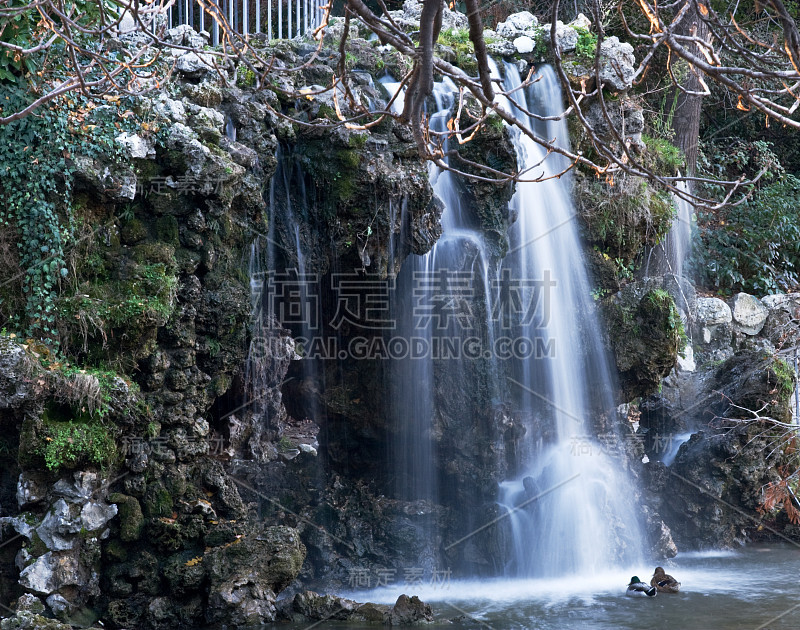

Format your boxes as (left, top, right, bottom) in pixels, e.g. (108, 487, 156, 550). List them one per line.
(280, 546, 800, 630)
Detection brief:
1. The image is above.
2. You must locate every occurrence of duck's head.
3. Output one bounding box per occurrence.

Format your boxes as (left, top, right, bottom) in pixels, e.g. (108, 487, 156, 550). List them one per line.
(628, 576, 640, 585)
(653, 567, 665, 575)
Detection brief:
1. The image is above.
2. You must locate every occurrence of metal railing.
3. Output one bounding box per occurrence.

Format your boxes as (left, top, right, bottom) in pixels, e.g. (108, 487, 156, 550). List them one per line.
(161, 0, 327, 44)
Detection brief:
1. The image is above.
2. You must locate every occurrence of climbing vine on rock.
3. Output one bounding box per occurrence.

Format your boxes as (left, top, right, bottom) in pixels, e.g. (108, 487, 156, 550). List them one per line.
(0, 86, 74, 342)
(0, 86, 141, 343)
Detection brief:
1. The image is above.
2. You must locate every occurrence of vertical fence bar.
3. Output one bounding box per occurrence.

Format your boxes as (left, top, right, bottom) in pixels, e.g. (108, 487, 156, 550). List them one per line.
(268, 0, 272, 39)
(256, 0, 260, 34)
(288, 0, 293, 38)
(200, 0, 204, 34)
(244, 0, 249, 36)
(278, 0, 282, 39)
(228, 0, 234, 33)
(212, 0, 219, 44)
(296, 0, 300, 36)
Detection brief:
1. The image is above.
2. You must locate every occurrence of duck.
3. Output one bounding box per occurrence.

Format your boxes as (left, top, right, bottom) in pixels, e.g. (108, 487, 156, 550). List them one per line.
(626, 576, 657, 597)
(651, 566, 681, 593)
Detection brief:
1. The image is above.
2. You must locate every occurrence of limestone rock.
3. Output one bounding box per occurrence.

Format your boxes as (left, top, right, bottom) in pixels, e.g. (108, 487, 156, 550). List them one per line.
(496, 12, 538, 38)
(597, 37, 635, 91)
(694, 297, 733, 358)
(176, 51, 216, 78)
(729, 292, 768, 335)
(152, 94, 187, 125)
(651, 521, 678, 559)
(205, 527, 306, 625)
(564, 35, 636, 91)
(17, 472, 48, 509)
(581, 96, 645, 152)
(207, 575, 277, 626)
(279, 591, 360, 621)
(36, 499, 81, 551)
(115, 131, 156, 159)
(19, 551, 82, 594)
(513, 35, 535, 54)
(45, 594, 71, 618)
(697, 297, 732, 325)
(487, 38, 517, 57)
(72, 153, 137, 200)
(761, 293, 800, 348)
(165, 24, 207, 49)
(80, 501, 118, 532)
(0, 338, 31, 408)
(52, 472, 97, 503)
(387, 0, 467, 32)
(15, 595, 44, 615)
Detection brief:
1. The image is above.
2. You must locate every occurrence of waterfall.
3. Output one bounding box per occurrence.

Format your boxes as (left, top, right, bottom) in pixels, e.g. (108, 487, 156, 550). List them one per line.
(495, 64, 645, 577)
(382, 77, 497, 570)
(644, 178, 694, 279)
(666, 180, 693, 279)
(248, 145, 321, 424)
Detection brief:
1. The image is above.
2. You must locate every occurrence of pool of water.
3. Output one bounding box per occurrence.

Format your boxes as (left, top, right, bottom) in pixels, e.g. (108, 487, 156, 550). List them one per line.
(289, 545, 800, 629)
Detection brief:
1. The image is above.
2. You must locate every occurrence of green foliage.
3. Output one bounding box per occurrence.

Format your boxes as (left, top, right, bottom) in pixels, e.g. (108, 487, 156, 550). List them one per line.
(41, 419, 118, 471)
(0, 86, 142, 343)
(0, 1, 39, 81)
(579, 174, 674, 266)
(0, 0, 124, 84)
(773, 356, 796, 399)
(59, 262, 177, 331)
(236, 66, 256, 88)
(574, 27, 598, 60)
(437, 27, 477, 72)
(59, 364, 139, 418)
(694, 141, 800, 293)
(0, 87, 74, 341)
(278, 436, 294, 452)
(642, 134, 685, 175)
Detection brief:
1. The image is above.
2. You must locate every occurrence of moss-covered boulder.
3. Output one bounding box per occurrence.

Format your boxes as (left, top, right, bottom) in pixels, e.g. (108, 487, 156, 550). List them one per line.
(205, 526, 306, 625)
(603, 279, 683, 399)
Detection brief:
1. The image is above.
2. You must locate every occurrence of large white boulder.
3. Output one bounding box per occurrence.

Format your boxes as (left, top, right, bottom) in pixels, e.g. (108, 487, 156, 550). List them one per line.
(729, 292, 769, 335)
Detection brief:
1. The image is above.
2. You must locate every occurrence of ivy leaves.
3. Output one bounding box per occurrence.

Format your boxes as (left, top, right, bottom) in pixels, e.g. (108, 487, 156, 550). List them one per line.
(0, 86, 74, 342)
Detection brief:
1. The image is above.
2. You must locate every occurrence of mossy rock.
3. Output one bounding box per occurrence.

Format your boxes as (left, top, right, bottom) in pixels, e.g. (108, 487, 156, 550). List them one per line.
(132, 242, 177, 267)
(109, 493, 144, 542)
(205, 526, 306, 594)
(603, 283, 682, 399)
(577, 172, 674, 268)
(713, 350, 795, 424)
(142, 482, 173, 518)
(145, 518, 185, 552)
(120, 219, 148, 245)
(155, 215, 180, 246)
(449, 107, 516, 257)
(163, 552, 207, 596)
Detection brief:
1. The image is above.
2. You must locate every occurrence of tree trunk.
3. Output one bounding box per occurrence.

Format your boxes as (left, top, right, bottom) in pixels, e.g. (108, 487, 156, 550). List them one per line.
(668, 2, 709, 177)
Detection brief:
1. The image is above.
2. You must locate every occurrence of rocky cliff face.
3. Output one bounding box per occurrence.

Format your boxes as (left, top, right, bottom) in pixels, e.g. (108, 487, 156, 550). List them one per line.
(0, 5, 797, 627)
(0, 10, 517, 622)
(632, 288, 798, 552)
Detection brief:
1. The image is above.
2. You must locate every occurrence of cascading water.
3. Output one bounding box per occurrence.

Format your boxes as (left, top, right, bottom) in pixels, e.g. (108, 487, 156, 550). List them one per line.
(381, 77, 496, 562)
(495, 64, 645, 577)
(248, 145, 322, 423)
(644, 178, 694, 279)
(666, 180, 693, 279)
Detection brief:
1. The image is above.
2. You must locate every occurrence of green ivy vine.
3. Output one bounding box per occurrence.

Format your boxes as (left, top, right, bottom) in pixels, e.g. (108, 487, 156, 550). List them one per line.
(0, 85, 144, 344)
